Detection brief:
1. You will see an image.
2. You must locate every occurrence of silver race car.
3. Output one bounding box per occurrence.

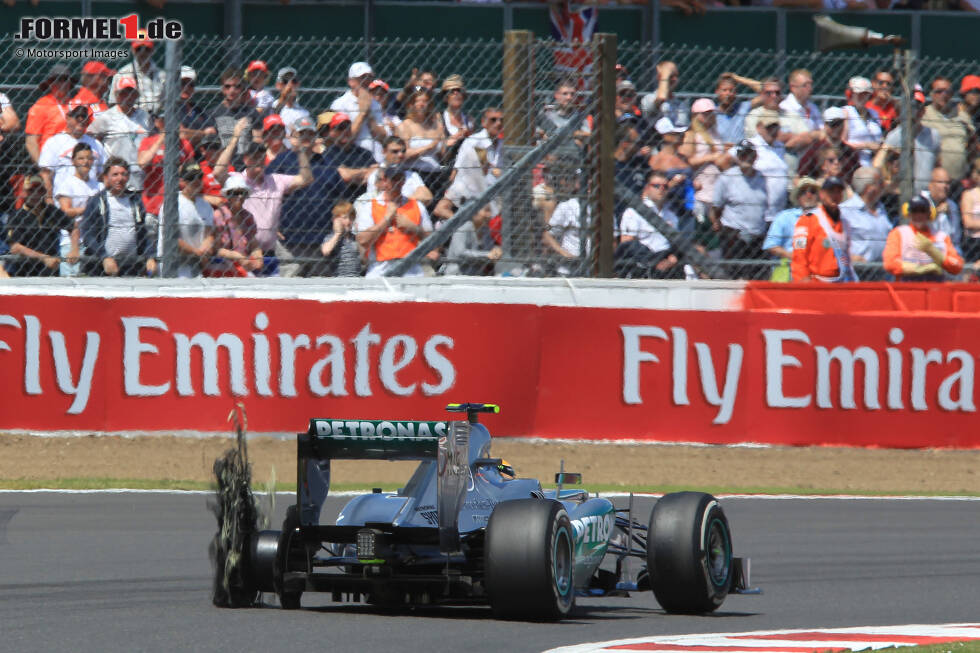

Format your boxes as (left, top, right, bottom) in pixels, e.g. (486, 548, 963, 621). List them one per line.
(211, 403, 756, 620)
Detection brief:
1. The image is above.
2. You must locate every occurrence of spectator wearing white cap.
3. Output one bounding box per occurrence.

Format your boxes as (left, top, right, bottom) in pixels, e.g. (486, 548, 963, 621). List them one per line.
(330, 61, 387, 161)
(797, 106, 860, 185)
(649, 117, 694, 224)
(681, 98, 729, 226)
(210, 175, 263, 276)
(246, 60, 275, 115)
(841, 77, 883, 168)
(273, 67, 311, 145)
(176, 66, 217, 147)
(109, 29, 165, 114)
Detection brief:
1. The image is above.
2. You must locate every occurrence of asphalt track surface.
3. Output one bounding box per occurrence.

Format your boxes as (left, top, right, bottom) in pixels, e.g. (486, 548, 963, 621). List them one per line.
(1, 493, 978, 653)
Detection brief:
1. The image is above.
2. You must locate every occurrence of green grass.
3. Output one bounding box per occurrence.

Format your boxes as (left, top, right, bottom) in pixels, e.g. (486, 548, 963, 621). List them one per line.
(1, 478, 978, 497)
(876, 642, 980, 653)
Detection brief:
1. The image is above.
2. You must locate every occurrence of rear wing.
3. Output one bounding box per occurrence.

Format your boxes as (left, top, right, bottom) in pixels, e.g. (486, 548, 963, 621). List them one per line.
(300, 419, 447, 460)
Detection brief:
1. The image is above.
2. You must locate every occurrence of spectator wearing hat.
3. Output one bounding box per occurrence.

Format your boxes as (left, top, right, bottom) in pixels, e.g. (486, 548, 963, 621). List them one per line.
(273, 67, 311, 144)
(440, 75, 474, 146)
(798, 107, 861, 186)
(196, 133, 232, 205)
(641, 61, 689, 132)
(839, 167, 893, 274)
(320, 200, 362, 277)
(210, 175, 263, 276)
(212, 117, 313, 255)
(649, 117, 694, 225)
(176, 66, 217, 147)
(538, 78, 591, 143)
(682, 98, 729, 227)
(867, 70, 898, 133)
(614, 80, 642, 126)
(137, 107, 194, 227)
(882, 195, 963, 281)
(710, 139, 769, 265)
(246, 61, 275, 115)
(53, 142, 102, 277)
(791, 176, 858, 283)
(5, 170, 77, 277)
(764, 176, 820, 263)
(369, 79, 400, 135)
(87, 76, 152, 191)
(743, 77, 783, 145)
(260, 114, 290, 168)
(38, 104, 106, 194)
(922, 75, 974, 181)
(879, 92, 940, 194)
(25, 63, 77, 162)
(355, 164, 434, 277)
(109, 29, 165, 114)
(330, 61, 387, 161)
(614, 169, 683, 279)
(319, 112, 377, 199)
(71, 61, 115, 117)
(842, 77, 883, 168)
(79, 157, 156, 277)
(779, 68, 824, 176)
(958, 75, 980, 132)
(172, 161, 215, 278)
(210, 68, 262, 163)
(734, 108, 789, 221)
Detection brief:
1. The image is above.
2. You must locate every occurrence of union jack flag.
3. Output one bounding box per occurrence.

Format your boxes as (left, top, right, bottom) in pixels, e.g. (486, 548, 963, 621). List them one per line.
(549, 1, 597, 86)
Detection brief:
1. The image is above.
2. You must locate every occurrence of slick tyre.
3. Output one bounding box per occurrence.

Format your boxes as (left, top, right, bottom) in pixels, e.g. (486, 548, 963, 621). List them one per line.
(275, 505, 304, 610)
(647, 491, 733, 614)
(485, 499, 575, 621)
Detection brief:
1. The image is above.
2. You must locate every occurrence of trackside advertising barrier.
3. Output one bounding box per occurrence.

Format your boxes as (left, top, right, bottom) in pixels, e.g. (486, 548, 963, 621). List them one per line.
(1, 294, 978, 448)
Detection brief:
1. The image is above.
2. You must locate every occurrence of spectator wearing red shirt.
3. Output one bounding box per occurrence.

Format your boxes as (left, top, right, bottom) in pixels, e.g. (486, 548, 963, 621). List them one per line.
(196, 133, 232, 206)
(25, 63, 76, 162)
(70, 61, 114, 117)
(136, 110, 193, 226)
(866, 70, 898, 133)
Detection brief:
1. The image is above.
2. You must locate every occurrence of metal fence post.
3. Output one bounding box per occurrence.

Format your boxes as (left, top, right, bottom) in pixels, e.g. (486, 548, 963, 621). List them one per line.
(595, 33, 616, 278)
(224, 0, 243, 68)
(160, 39, 183, 279)
(900, 48, 917, 204)
(501, 30, 534, 271)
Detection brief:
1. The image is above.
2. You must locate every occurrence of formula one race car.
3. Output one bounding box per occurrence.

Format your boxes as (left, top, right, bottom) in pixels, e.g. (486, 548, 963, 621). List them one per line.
(211, 403, 756, 620)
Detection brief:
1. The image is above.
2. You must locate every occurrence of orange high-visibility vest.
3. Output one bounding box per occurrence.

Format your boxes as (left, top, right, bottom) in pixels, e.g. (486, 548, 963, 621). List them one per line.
(371, 198, 423, 262)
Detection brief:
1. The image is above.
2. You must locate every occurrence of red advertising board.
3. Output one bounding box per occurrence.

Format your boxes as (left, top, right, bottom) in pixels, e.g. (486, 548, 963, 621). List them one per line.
(1, 295, 977, 448)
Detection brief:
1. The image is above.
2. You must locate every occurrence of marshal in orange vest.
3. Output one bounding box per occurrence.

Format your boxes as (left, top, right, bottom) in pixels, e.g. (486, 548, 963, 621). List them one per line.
(370, 198, 424, 262)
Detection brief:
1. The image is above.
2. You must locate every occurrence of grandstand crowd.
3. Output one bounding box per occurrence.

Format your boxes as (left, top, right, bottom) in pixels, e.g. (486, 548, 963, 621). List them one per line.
(2, 31, 980, 281)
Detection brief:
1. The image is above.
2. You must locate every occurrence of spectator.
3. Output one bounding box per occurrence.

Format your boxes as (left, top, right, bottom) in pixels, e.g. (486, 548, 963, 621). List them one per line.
(109, 30, 164, 114)
(640, 61, 688, 130)
(320, 200, 361, 277)
(958, 75, 980, 131)
(370, 79, 400, 135)
(867, 70, 898, 133)
(813, 146, 855, 199)
(877, 147, 903, 221)
(924, 167, 962, 253)
(87, 77, 152, 191)
(714, 73, 757, 146)
(614, 121, 648, 200)
(780, 68, 824, 176)
(682, 98, 728, 230)
(330, 61, 387, 161)
(442, 203, 502, 276)
(842, 77, 883, 168)
(25, 63, 76, 162)
(614, 170, 682, 279)
(791, 176, 858, 283)
(246, 60, 275, 115)
(764, 176, 820, 262)
(197, 133, 231, 206)
(798, 107, 861, 185)
(440, 75, 474, 168)
(173, 161, 215, 278)
(396, 87, 447, 190)
(883, 195, 963, 281)
(319, 113, 377, 199)
(449, 107, 505, 203)
(212, 118, 313, 255)
(742, 108, 789, 220)
(355, 164, 433, 277)
(711, 139, 769, 262)
(743, 77, 782, 142)
(364, 136, 432, 202)
(210, 67, 262, 162)
(6, 171, 76, 277)
(273, 67, 311, 144)
(542, 172, 591, 275)
(136, 109, 194, 230)
(880, 92, 940, 193)
(538, 78, 591, 142)
(79, 157, 156, 277)
(53, 142, 100, 277)
(649, 117, 693, 224)
(0, 86, 18, 136)
(71, 60, 114, 116)
(261, 114, 289, 167)
(840, 167, 892, 270)
(38, 104, 106, 193)
(922, 76, 974, 181)
(176, 66, 217, 146)
(395, 69, 438, 119)
(614, 80, 642, 125)
(210, 175, 263, 276)
(960, 158, 980, 260)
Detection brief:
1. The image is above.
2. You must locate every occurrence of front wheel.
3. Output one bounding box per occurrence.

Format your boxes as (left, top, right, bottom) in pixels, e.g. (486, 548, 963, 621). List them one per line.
(485, 499, 575, 621)
(647, 491, 733, 614)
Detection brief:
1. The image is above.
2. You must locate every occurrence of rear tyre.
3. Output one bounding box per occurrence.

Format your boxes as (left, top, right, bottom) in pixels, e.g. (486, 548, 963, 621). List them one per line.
(485, 499, 575, 621)
(647, 491, 733, 614)
(275, 505, 304, 610)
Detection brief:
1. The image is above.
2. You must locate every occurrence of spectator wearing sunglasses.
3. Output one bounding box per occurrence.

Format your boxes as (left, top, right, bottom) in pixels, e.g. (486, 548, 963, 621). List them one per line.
(922, 75, 974, 181)
(273, 67, 311, 146)
(797, 107, 860, 186)
(448, 107, 506, 203)
(615, 169, 683, 279)
(210, 67, 262, 162)
(108, 30, 164, 114)
(743, 77, 782, 144)
(866, 70, 898, 133)
(176, 66, 217, 147)
(711, 139, 769, 264)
